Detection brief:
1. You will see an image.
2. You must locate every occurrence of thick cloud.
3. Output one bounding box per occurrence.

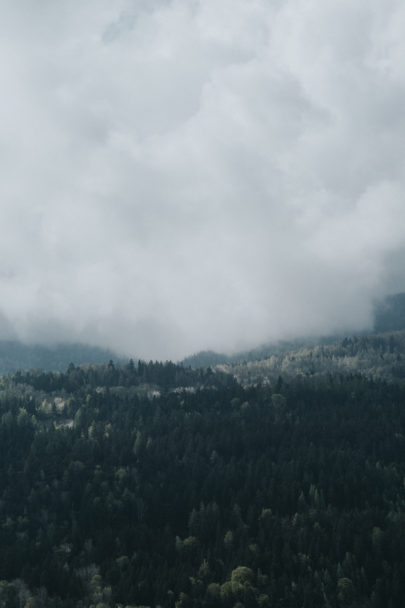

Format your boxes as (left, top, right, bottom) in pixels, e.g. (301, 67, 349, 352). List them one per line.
(0, 0, 404, 359)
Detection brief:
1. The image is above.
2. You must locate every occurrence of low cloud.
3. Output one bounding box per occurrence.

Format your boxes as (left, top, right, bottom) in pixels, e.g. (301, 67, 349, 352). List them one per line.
(0, 0, 404, 359)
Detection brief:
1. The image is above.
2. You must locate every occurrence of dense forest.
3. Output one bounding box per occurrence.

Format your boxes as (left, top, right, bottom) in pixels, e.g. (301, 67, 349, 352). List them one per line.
(0, 357, 405, 607)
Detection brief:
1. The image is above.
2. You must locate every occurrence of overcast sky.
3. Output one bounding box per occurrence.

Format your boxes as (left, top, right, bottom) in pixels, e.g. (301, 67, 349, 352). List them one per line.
(0, 0, 404, 360)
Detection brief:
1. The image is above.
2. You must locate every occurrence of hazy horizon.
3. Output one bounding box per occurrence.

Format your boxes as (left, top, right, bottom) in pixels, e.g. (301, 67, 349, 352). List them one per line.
(1, 0, 405, 360)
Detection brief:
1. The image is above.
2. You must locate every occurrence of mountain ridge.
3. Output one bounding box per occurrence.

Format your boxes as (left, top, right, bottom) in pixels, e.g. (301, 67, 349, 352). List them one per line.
(0, 292, 403, 376)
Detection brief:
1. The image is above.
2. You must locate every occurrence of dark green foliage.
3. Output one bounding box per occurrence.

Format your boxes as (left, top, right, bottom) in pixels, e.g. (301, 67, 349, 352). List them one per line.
(13, 359, 232, 392)
(0, 363, 404, 607)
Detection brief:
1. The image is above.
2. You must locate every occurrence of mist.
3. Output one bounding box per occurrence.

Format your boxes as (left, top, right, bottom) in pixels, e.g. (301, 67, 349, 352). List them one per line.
(0, 0, 404, 360)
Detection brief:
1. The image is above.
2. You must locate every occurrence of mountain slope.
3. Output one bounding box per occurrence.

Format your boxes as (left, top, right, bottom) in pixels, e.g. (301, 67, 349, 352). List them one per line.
(374, 292, 405, 332)
(183, 292, 405, 371)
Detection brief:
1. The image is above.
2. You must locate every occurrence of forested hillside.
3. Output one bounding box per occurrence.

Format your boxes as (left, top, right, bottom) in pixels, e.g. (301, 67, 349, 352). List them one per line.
(0, 360, 405, 606)
(218, 330, 405, 386)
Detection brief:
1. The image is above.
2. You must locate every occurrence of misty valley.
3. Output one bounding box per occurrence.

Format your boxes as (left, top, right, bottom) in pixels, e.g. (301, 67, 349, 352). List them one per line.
(0, 320, 405, 607)
(3, 0, 405, 604)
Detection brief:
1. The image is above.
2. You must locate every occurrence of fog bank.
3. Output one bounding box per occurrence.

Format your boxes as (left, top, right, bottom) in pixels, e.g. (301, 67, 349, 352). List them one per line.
(0, 0, 404, 359)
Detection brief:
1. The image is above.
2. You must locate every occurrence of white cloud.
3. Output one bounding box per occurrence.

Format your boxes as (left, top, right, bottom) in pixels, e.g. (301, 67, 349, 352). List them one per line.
(0, 0, 404, 359)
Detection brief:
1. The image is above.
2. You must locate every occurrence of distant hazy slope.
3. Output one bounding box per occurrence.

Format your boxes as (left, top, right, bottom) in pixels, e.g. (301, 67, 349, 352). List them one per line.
(182, 292, 405, 369)
(0, 341, 122, 374)
(374, 292, 405, 332)
(181, 350, 230, 368)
